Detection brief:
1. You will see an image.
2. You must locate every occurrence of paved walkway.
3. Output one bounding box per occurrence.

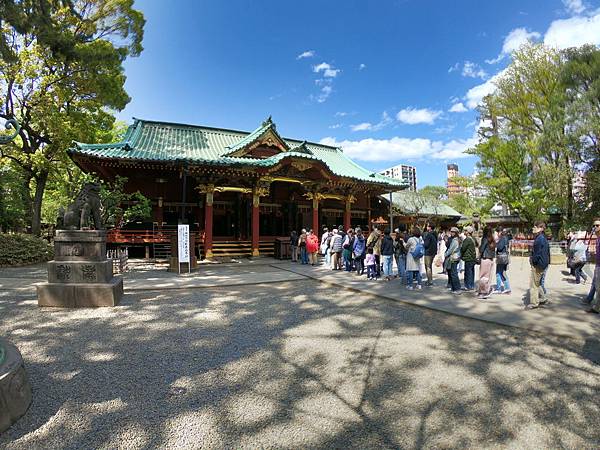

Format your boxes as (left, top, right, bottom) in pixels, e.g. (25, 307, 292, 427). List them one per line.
(1, 257, 597, 339)
(279, 257, 599, 340)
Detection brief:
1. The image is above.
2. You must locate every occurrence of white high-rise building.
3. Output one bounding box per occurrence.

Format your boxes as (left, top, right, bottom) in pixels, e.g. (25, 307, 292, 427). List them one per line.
(380, 164, 417, 191)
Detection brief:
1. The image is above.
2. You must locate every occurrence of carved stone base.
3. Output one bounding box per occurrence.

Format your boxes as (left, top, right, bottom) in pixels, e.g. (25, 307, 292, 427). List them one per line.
(37, 277, 123, 307)
(0, 338, 32, 433)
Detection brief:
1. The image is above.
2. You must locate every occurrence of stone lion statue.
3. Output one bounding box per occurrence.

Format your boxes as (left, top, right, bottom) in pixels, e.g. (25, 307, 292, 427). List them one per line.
(60, 182, 103, 230)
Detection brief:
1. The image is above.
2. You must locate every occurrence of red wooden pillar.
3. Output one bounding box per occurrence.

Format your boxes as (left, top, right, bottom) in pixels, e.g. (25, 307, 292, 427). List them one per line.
(252, 192, 260, 256)
(204, 189, 214, 259)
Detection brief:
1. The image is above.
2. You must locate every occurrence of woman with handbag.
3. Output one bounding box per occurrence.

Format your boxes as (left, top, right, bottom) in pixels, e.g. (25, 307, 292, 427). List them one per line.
(493, 229, 511, 294)
(477, 226, 496, 299)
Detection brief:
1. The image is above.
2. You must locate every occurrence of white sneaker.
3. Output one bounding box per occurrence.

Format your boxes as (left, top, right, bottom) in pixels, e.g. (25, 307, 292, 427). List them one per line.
(416, 285, 423, 290)
(407, 286, 414, 290)
(491, 290, 502, 295)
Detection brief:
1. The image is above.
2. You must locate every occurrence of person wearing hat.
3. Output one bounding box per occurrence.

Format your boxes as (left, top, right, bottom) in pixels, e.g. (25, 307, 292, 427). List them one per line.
(444, 227, 462, 294)
(460, 225, 477, 291)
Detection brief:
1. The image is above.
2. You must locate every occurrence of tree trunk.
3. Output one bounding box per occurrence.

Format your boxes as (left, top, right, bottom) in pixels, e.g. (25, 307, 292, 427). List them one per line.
(31, 170, 49, 236)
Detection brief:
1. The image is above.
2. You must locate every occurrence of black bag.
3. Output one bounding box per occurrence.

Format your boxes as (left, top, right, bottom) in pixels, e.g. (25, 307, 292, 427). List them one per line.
(496, 252, 509, 265)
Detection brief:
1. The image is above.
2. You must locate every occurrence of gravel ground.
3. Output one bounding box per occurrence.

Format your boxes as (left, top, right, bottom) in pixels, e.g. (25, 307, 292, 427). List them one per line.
(1, 280, 600, 449)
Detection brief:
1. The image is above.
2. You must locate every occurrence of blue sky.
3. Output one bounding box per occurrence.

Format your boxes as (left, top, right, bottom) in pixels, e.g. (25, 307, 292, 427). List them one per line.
(117, 0, 600, 187)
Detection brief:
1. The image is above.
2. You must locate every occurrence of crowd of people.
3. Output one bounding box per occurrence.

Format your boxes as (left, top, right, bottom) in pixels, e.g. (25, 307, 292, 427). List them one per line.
(288, 218, 600, 313)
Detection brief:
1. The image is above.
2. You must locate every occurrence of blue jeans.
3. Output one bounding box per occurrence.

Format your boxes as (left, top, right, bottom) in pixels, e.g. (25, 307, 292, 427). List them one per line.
(325, 250, 331, 266)
(496, 271, 511, 292)
(540, 267, 548, 295)
(406, 270, 422, 286)
(448, 262, 461, 291)
(573, 262, 587, 284)
(395, 254, 406, 279)
(585, 267, 597, 303)
(382, 255, 393, 277)
(367, 265, 377, 279)
(464, 261, 475, 289)
(300, 246, 308, 264)
(344, 255, 353, 272)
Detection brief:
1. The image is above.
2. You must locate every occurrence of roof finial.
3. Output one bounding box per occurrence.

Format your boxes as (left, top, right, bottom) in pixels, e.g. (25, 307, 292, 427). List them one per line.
(262, 115, 274, 128)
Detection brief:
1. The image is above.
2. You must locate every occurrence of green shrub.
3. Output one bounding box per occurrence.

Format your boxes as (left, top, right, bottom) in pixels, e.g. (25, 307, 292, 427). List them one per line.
(0, 233, 53, 266)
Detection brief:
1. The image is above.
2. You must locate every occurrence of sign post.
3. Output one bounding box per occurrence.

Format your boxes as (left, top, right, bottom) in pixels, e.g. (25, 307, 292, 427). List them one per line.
(177, 224, 191, 274)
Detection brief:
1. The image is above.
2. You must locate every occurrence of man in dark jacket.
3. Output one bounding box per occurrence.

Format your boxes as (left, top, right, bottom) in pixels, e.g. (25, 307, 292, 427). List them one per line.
(422, 223, 437, 286)
(528, 221, 550, 309)
(381, 228, 395, 280)
(460, 226, 477, 290)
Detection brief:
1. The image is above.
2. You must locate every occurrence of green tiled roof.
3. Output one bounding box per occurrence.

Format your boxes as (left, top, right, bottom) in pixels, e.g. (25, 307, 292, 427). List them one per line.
(69, 118, 406, 188)
(390, 191, 462, 218)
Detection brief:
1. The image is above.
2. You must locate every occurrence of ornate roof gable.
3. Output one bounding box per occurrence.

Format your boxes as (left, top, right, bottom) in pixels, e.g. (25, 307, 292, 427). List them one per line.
(223, 116, 290, 157)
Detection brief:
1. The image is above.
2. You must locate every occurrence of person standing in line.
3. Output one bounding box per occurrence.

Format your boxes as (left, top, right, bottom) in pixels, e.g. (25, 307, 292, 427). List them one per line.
(493, 228, 511, 294)
(330, 228, 343, 270)
(320, 227, 331, 266)
(585, 219, 600, 314)
(422, 223, 437, 287)
(342, 228, 355, 272)
(405, 227, 424, 290)
(477, 226, 496, 300)
(445, 227, 462, 294)
(353, 227, 366, 275)
(306, 229, 320, 266)
(527, 221, 550, 309)
(460, 226, 477, 291)
(381, 228, 395, 281)
(365, 247, 377, 280)
(393, 228, 407, 281)
(437, 230, 448, 274)
(569, 233, 588, 284)
(366, 225, 382, 277)
(290, 230, 299, 262)
(299, 228, 308, 265)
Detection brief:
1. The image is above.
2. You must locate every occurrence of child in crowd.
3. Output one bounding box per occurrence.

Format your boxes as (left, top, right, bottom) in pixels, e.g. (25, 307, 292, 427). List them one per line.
(365, 247, 377, 280)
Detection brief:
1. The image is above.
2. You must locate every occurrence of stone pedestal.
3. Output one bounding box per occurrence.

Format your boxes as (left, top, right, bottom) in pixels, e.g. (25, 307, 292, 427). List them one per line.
(0, 338, 32, 433)
(37, 230, 123, 307)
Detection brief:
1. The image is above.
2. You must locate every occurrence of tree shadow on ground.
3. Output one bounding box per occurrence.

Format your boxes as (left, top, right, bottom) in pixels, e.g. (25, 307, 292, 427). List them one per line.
(0, 278, 599, 449)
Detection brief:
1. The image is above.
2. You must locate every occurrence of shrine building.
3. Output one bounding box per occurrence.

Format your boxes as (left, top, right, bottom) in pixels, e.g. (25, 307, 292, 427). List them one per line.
(68, 117, 406, 258)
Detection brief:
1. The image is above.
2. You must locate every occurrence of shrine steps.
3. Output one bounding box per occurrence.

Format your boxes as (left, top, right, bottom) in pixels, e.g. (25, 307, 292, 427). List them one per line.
(207, 240, 274, 258)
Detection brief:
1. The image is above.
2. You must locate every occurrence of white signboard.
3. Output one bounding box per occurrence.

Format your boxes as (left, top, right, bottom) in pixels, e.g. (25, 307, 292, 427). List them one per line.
(178, 225, 190, 272)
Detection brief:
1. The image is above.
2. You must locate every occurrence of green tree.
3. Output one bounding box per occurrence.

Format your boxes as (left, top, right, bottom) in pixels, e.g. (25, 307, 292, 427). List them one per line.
(0, 0, 144, 235)
(98, 175, 151, 228)
(419, 185, 448, 201)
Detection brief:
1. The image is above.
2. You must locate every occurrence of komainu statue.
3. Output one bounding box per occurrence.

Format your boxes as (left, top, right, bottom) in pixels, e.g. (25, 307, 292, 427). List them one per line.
(60, 182, 103, 230)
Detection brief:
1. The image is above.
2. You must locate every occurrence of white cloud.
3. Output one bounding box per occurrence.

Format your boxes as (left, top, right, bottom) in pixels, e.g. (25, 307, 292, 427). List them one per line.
(335, 111, 349, 117)
(544, 12, 600, 48)
(464, 69, 506, 109)
(350, 112, 392, 132)
(461, 61, 487, 79)
(563, 0, 585, 14)
(351, 122, 373, 132)
(313, 62, 340, 78)
(396, 107, 442, 125)
(316, 85, 332, 103)
(296, 50, 315, 59)
(319, 135, 478, 162)
(359, 63, 366, 70)
(449, 102, 468, 113)
(486, 28, 541, 64)
(448, 62, 460, 73)
(328, 124, 342, 129)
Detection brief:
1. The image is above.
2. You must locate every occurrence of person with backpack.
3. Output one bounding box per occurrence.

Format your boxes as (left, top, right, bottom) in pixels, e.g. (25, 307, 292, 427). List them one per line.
(527, 221, 550, 309)
(460, 226, 477, 291)
(493, 229, 511, 294)
(353, 227, 366, 276)
(366, 225, 382, 277)
(393, 229, 407, 281)
(381, 228, 395, 281)
(405, 226, 424, 290)
(342, 228, 355, 272)
(445, 227, 462, 294)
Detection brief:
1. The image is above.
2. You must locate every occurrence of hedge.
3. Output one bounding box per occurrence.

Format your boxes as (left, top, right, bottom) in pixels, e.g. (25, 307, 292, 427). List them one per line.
(0, 233, 54, 267)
